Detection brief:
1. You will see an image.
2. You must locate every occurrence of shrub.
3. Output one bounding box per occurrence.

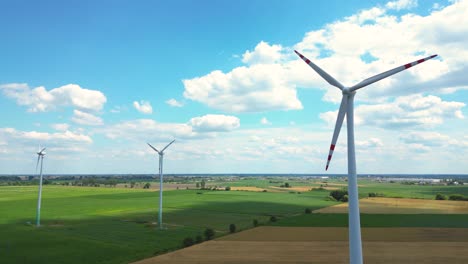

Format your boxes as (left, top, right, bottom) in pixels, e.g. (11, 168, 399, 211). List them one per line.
(143, 182, 151, 189)
(182, 237, 194, 247)
(195, 235, 203, 244)
(253, 219, 259, 227)
(204, 228, 215, 240)
(305, 208, 312, 214)
(340, 195, 348, 202)
(330, 189, 348, 201)
(435, 193, 447, 200)
(262, 190, 267, 192)
(368, 192, 377, 197)
(270, 216, 277, 222)
(225, 186, 231, 191)
(449, 194, 466, 201)
(229, 223, 236, 233)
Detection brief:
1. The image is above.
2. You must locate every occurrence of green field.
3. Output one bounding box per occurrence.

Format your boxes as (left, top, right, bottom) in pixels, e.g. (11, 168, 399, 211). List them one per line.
(2, 177, 468, 264)
(0, 184, 336, 264)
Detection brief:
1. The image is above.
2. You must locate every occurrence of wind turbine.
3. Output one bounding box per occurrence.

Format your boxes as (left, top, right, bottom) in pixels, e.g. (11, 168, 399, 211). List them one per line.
(147, 140, 175, 229)
(35, 147, 46, 227)
(295, 50, 437, 264)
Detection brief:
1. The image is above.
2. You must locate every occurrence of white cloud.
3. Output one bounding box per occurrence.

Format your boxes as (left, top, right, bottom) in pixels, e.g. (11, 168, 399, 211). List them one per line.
(189, 114, 240, 132)
(100, 119, 195, 141)
(0, 127, 92, 145)
(133, 100, 153, 114)
(260, 117, 271, 125)
(0, 83, 106, 112)
(385, 0, 418, 10)
(400, 131, 449, 146)
(51, 123, 70, 131)
(242, 41, 283, 65)
(320, 94, 465, 129)
(183, 64, 303, 113)
(72, 110, 104, 126)
(166, 98, 184, 107)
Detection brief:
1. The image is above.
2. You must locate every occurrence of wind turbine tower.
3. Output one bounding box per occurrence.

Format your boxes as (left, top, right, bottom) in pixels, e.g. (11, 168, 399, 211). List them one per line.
(295, 50, 437, 264)
(147, 140, 175, 229)
(35, 148, 46, 227)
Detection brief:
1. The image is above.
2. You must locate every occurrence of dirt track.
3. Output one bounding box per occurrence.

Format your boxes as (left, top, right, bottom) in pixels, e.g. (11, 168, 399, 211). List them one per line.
(132, 227, 468, 264)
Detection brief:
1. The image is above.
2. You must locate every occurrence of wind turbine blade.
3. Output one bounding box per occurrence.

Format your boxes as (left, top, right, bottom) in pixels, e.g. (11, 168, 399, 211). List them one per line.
(147, 143, 160, 154)
(36, 155, 40, 173)
(161, 140, 175, 153)
(350, 54, 438, 91)
(294, 50, 344, 90)
(326, 96, 348, 171)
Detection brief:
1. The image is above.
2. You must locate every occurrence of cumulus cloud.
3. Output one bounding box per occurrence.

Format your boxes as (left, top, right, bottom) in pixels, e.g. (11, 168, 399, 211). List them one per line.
(320, 94, 465, 129)
(51, 123, 70, 131)
(385, 0, 417, 10)
(183, 63, 303, 113)
(72, 110, 104, 126)
(400, 131, 450, 147)
(0, 83, 106, 112)
(133, 100, 153, 114)
(189, 114, 240, 132)
(101, 119, 195, 141)
(183, 0, 468, 113)
(166, 98, 184, 107)
(242, 41, 283, 65)
(0, 127, 92, 144)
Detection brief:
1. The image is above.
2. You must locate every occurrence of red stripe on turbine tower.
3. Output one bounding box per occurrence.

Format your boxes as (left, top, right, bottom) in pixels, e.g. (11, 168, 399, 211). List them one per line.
(330, 144, 335, 150)
(404, 63, 412, 69)
(417, 59, 425, 63)
(328, 155, 332, 161)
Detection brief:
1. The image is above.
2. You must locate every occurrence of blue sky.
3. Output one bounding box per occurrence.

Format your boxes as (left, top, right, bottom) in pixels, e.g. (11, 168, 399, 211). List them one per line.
(1, 0, 467, 174)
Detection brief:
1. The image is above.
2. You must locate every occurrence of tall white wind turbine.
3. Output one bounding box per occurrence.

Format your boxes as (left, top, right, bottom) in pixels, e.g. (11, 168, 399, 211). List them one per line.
(295, 50, 437, 264)
(35, 147, 46, 227)
(147, 140, 175, 229)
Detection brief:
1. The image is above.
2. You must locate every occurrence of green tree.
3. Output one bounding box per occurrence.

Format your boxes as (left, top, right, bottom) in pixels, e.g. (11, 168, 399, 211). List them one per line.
(305, 208, 312, 214)
(269, 216, 277, 222)
(195, 235, 203, 243)
(330, 189, 348, 202)
(204, 228, 215, 240)
(284, 182, 290, 188)
(182, 237, 194, 247)
(229, 224, 236, 233)
(435, 193, 447, 200)
(143, 182, 151, 189)
(201, 180, 206, 189)
(253, 219, 259, 227)
(225, 186, 231, 191)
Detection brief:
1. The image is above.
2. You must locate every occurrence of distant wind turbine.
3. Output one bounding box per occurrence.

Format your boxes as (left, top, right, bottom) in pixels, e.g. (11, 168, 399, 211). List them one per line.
(35, 147, 46, 227)
(295, 50, 437, 264)
(147, 140, 175, 229)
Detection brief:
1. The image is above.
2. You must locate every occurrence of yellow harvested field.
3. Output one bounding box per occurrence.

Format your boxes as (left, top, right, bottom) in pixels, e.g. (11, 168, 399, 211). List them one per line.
(269, 186, 311, 192)
(133, 227, 468, 264)
(314, 197, 468, 214)
(230, 186, 268, 192)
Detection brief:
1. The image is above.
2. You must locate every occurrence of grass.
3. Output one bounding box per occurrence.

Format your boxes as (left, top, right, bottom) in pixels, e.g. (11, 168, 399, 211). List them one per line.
(3, 177, 468, 263)
(0, 185, 337, 264)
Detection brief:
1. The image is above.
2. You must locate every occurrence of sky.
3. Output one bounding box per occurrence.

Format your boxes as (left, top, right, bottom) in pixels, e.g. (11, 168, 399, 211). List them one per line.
(0, 0, 467, 174)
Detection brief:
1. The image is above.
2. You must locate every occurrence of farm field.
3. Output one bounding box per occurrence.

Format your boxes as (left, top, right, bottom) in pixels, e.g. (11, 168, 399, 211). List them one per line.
(0, 184, 337, 264)
(2, 176, 468, 263)
(133, 226, 468, 264)
(315, 197, 468, 214)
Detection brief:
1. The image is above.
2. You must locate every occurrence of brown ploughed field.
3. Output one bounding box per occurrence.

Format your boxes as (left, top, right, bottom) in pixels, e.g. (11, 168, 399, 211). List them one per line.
(133, 226, 468, 264)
